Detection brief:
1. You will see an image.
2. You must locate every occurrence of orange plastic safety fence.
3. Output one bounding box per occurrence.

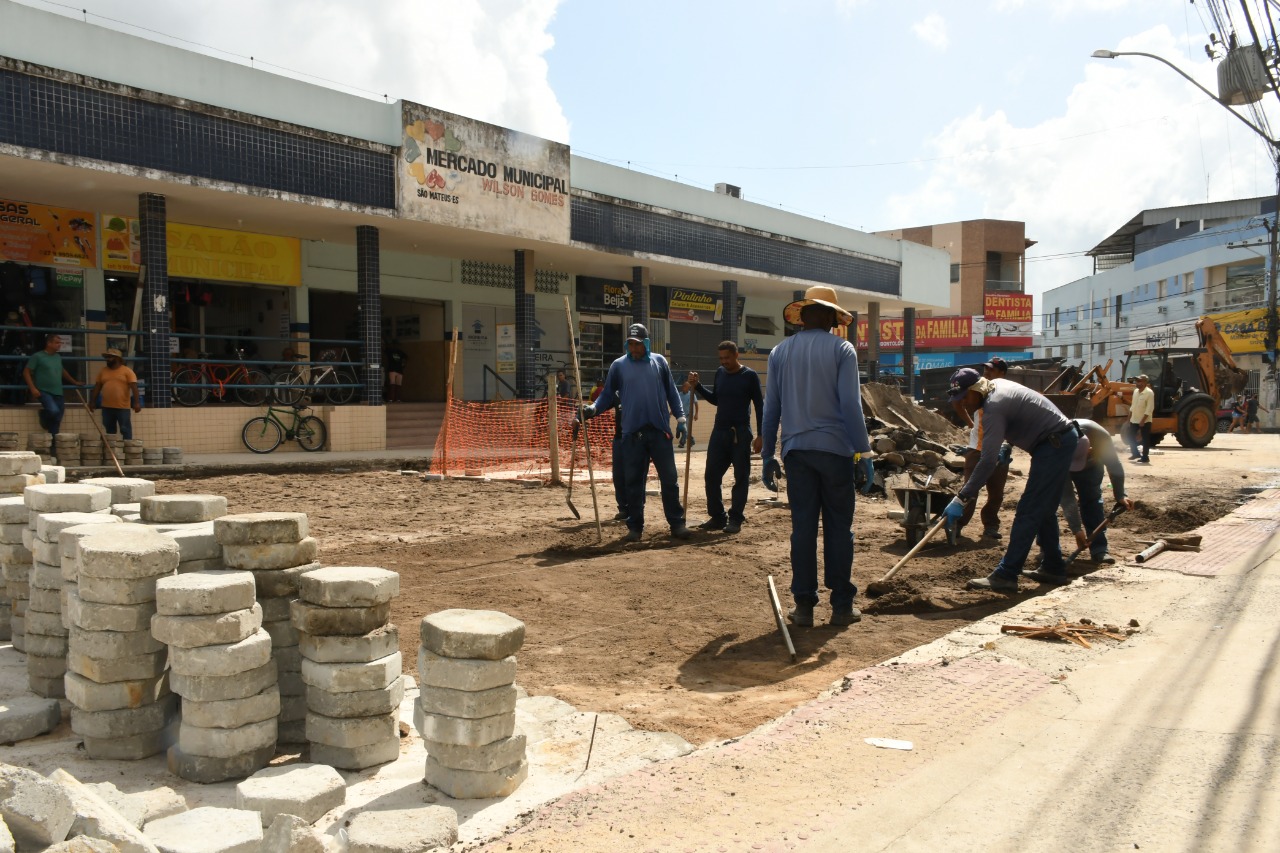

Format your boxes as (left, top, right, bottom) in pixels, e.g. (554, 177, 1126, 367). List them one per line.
(430, 396, 616, 479)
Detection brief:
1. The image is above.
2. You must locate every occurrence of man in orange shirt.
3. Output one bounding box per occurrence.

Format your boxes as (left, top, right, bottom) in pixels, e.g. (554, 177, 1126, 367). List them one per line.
(88, 348, 141, 440)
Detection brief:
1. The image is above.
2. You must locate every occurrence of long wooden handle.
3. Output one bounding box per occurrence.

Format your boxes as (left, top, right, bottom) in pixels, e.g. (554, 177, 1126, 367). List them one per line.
(72, 388, 126, 477)
(564, 297, 602, 541)
(876, 513, 949, 584)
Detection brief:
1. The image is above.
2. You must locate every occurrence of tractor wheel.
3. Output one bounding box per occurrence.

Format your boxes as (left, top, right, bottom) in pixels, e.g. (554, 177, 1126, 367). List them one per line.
(1175, 403, 1216, 448)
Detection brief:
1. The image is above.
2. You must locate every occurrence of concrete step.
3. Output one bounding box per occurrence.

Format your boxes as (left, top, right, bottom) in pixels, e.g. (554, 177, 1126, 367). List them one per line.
(385, 402, 445, 450)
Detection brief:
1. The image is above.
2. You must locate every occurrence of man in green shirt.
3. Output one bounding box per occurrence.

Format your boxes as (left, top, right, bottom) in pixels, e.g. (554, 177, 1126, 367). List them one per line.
(23, 333, 81, 435)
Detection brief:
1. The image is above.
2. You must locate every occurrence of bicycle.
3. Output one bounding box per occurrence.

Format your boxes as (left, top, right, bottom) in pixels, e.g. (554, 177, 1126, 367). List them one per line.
(241, 403, 328, 453)
(173, 350, 271, 407)
(531, 360, 575, 399)
(270, 347, 360, 406)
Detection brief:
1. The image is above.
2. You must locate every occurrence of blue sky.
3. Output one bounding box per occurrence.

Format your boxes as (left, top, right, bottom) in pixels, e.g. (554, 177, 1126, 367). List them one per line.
(15, 0, 1280, 310)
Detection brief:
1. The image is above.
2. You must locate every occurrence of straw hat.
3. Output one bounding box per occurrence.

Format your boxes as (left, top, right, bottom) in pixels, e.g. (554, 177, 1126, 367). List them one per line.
(784, 286, 853, 327)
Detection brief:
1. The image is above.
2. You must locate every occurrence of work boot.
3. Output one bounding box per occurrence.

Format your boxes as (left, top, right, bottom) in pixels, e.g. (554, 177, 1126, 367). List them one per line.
(966, 572, 1019, 593)
(622, 529, 642, 543)
(724, 519, 742, 534)
(1092, 552, 1116, 565)
(1025, 569, 1071, 586)
(982, 527, 1002, 540)
(670, 524, 692, 540)
(613, 510, 629, 521)
(698, 518, 726, 531)
(830, 606, 861, 626)
(787, 604, 814, 627)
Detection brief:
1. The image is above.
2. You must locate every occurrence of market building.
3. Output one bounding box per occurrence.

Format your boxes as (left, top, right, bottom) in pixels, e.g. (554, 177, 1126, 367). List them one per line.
(0, 1, 951, 452)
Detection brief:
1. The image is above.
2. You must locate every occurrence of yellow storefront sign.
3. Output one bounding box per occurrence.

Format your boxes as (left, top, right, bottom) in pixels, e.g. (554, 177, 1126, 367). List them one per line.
(1209, 307, 1272, 353)
(102, 216, 301, 286)
(1, 198, 96, 268)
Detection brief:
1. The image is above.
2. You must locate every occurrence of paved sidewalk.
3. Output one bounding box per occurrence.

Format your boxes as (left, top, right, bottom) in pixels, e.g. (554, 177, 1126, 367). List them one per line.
(481, 489, 1280, 852)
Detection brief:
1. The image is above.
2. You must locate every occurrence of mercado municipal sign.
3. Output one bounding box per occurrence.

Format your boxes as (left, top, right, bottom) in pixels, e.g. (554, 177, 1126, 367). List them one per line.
(398, 101, 571, 244)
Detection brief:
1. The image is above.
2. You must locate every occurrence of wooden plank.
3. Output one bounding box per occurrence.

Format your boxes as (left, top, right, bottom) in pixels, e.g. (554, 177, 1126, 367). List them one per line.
(767, 575, 797, 663)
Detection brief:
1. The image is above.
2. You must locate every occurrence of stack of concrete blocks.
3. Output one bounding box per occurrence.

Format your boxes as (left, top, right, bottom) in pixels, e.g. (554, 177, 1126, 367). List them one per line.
(417, 609, 528, 799)
(157, 570, 279, 783)
(79, 433, 103, 467)
(123, 440, 144, 467)
(28, 432, 52, 462)
(57, 516, 127, 630)
(23, 484, 113, 698)
(53, 433, 81, 467)
(140, 494, 227, 574)
(216, 512, 318, 746)
(142, 447, 163, 466)
(41, 464, 65, 484)
(66, 526, 180, 760)
(0, 432, 17, 452)
(162, 447, 183, 466)
(80, 477, 155, 511)
(0, 451, 44, 646)
(293, 566, 401, 770)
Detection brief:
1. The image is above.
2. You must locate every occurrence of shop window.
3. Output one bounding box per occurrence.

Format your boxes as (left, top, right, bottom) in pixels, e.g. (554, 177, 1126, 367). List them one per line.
(949, 263, 960, 283)
(745, 315, 778, 335)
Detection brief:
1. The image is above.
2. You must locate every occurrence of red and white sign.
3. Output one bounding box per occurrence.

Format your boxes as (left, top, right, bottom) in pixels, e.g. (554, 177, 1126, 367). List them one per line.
(854, 315, 984, 349)
(983, 293, 1033, 347)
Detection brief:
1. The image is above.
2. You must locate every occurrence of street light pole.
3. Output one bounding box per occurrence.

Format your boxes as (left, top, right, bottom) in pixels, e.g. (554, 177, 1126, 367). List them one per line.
(1093, 48, 1280, 417)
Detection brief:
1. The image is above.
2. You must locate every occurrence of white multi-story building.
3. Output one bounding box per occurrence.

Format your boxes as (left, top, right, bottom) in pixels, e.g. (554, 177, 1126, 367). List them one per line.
(1041, 197, 1275, 429)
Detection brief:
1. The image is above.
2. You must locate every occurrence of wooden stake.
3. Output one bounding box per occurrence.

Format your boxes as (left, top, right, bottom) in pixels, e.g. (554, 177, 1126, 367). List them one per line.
(564, 298, 602, 541)
(441, 327, 458, 476)
(682, 396, 695, 512)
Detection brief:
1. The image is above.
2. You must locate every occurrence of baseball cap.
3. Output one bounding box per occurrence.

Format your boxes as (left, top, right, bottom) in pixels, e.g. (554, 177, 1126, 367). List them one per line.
(983, 357, 1008, 372)
(627, 323, 649, 343)
(948, 367, 986, 402)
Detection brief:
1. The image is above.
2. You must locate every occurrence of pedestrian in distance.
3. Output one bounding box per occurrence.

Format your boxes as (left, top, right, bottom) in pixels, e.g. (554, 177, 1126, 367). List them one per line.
(579, 323, 690, 543)
(684, 341, 764, 535)
(1244, 392, 1268, 433)
(1120, 374, 1155, 462)
(23, 332, 81, 436)
(1226, 394, 1245, 433)
(1042, 418, 1134, 582)
(944, 368, 1080, 593)
(385, 339, 408, 402)
(951, 357, 1013, 541)
(87, 348, 141, 440)
(676, 378, 697, 449)
(761, 286, 871, 628)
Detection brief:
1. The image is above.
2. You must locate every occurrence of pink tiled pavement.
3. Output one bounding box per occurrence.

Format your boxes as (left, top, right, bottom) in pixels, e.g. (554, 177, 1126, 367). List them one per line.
(1140, 490, 1280, 577)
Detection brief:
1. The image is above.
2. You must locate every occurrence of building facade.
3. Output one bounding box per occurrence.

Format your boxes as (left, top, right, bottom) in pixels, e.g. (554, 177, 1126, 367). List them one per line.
(0, 1, 951, 452)
(1040, 196, 1276, 430)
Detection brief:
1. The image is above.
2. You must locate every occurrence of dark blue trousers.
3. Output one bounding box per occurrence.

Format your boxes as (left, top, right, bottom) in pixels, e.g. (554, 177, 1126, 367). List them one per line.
(704, 426, 752, 523)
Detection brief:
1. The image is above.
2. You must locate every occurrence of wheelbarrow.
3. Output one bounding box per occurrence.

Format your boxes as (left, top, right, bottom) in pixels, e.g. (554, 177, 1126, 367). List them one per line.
(885, 471, 958, 548)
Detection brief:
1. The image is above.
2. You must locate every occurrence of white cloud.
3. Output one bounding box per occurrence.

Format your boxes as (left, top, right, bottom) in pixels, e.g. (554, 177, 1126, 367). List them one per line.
(835, 0, 871, 15)
(912, 13, 949, 49)
(21, 0, 570, 141)
(885, 24, 1278, 297)
(992, 0, 1150, 14)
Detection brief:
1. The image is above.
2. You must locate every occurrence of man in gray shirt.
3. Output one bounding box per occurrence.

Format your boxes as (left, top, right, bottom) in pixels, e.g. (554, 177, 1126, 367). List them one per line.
(941, 368, 1079, 592)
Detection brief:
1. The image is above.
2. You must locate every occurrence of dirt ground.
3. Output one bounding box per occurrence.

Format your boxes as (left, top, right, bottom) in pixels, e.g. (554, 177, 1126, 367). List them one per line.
(155, 434, 1278, 747)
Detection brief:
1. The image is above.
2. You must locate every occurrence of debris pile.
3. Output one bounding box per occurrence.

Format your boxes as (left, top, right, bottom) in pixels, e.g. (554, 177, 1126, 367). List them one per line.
(861, 424, 967, 497)
(1000, 619, 1133, 648)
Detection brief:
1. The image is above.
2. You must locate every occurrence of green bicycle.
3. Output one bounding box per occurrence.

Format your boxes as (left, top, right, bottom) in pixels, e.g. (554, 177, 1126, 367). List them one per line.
(241, 403, 327, 453)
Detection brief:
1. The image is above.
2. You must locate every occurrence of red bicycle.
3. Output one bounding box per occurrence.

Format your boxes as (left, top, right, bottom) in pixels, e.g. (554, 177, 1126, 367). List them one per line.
(172, 350, 270, 407)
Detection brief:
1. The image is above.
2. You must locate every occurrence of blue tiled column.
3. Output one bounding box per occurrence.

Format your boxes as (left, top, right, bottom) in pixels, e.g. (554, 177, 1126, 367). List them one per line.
(515, 251, 536, 398)
(138, 193, 170, 408)
(721, 280, 738, 344)
(866, 301, 880, 382)
(632, 266, 650, 330)
(356, 226, 383, 406)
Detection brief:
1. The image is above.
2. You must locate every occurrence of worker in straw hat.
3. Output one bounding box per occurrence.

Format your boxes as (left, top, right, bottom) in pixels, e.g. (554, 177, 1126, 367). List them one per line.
(88, 348, 142, 440)
(761, 286, 871, 628)
(944, 367, 1079, 592)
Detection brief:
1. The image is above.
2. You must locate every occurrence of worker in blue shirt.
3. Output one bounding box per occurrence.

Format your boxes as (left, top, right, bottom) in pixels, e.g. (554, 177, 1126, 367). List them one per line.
(685, 341, 764, 534)
(581, 323, 690, 543)
(761, 287, 871, 628)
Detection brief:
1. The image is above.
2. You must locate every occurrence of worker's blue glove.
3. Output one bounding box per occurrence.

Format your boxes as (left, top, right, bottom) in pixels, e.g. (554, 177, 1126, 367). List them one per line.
(857, 454, 876, 494)
(998, 443, 1013, 466)
(576, 404, 596, 424)
(943, 496, 967, 530)
(762, 457, 783, 492)
(675, 417, 688, 443)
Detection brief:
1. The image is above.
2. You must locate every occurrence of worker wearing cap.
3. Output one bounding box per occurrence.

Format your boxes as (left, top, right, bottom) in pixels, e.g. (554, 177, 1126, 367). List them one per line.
(1121, 374, 1155, 463)
(761, 286, 871, 627)
(951, 357, 1013, 540)
(943, 368, 1079, 593)
(89, 348, 141, 440)
(1038, 418, 1135, 582)
(581, 323, 690, 543)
